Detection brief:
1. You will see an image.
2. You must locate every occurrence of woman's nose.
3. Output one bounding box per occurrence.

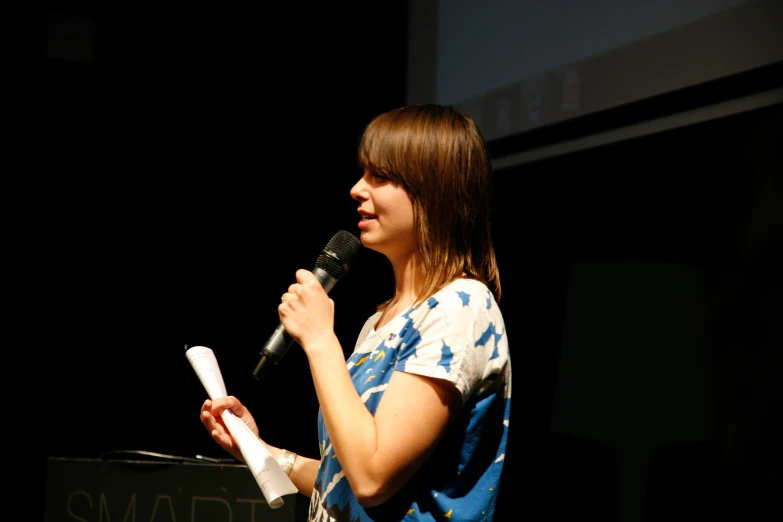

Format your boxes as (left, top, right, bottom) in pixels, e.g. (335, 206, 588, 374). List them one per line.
(350, 178, 366, 201)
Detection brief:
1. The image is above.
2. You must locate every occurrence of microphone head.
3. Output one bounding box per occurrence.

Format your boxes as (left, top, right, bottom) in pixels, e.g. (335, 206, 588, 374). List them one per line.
(315, 230, 361, 280)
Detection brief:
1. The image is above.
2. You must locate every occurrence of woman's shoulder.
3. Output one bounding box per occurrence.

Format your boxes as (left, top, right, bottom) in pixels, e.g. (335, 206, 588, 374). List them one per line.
(428, 277, 498, 311)
(409, 277, 505, 331)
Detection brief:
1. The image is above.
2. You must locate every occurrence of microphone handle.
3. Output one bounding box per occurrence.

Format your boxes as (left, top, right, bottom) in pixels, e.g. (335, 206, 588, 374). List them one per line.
(252, 324, 294, 379)
(251, 267, 338, 380)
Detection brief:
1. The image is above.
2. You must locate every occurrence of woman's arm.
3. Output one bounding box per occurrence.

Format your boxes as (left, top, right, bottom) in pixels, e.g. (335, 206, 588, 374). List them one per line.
(280, 269, 463, 507)
(307, 343, 461, 507)
(278, 444, 321, 497)
(270, 446, 320, 498)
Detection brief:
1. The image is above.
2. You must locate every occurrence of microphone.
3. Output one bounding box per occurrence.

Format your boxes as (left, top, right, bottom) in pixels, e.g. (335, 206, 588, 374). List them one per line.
(251, 230, 362, 380)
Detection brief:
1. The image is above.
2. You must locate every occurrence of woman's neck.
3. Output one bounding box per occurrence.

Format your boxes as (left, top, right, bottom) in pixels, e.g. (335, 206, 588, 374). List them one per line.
(389, 253, 424, 309)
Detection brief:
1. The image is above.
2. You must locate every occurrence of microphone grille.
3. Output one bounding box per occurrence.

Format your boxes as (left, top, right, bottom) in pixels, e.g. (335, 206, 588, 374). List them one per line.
(315, 230, 361, 280)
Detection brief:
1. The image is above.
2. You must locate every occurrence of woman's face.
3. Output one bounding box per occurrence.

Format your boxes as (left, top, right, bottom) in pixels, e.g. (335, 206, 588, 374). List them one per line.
(349, 167, 417, 264)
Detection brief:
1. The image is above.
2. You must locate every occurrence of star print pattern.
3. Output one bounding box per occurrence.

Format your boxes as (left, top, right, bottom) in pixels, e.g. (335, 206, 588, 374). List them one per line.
(310, 278, 511, 521)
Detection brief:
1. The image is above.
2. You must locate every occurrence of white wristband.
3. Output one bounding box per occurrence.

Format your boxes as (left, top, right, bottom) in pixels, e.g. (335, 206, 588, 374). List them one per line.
(276, 449, 297, 476)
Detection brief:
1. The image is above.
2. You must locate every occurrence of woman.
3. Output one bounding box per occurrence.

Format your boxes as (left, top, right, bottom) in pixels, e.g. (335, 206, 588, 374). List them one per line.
(200, 104, 512, 521)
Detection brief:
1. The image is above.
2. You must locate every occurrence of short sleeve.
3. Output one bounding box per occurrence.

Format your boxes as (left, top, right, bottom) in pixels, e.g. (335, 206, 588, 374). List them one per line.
(394, 282, 503, 402)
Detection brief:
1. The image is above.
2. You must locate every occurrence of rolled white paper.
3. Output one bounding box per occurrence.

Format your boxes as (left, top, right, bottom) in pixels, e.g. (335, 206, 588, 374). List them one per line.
(185, 345, 298, 508)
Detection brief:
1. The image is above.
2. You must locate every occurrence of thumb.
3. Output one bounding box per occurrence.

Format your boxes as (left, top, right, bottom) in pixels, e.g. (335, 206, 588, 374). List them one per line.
(296, 269, 316, 284)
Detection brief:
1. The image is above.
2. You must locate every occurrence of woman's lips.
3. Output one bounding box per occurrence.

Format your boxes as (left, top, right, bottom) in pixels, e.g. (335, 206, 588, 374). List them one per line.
(358, 215, 377, 229)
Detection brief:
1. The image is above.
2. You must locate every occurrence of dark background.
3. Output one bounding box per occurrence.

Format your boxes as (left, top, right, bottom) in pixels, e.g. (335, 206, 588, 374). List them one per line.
(39, 2, 781, 521)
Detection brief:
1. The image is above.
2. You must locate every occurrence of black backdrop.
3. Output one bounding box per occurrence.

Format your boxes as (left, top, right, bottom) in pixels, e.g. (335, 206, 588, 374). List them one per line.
(37, 3, 782, 521)
(39, 2, 410, 518)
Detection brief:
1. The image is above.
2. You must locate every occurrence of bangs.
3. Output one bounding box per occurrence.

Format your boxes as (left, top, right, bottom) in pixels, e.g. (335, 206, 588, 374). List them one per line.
(357, 109, 423, 186)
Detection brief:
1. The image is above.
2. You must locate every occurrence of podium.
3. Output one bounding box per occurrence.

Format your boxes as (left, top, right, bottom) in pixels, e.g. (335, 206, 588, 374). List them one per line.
(44, 457, 300, 522)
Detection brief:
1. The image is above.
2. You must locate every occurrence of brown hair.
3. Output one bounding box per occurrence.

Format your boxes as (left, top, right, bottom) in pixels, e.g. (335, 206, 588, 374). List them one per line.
(357, 104, 501, 309)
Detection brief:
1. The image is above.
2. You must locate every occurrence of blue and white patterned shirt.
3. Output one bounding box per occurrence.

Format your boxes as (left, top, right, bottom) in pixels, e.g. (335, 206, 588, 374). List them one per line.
(309, 278, 512, 521)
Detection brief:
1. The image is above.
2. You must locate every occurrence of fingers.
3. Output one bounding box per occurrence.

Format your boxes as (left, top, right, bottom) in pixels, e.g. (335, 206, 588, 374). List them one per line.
(200, 397, 236, 428)
(281, 283, 304, 306)
(203, 396, 234, 414)
(280, 271, 325, 315)
(201, 397, 236, 448)
(201, 399, 220, 431)
(287, 283, 302, 295)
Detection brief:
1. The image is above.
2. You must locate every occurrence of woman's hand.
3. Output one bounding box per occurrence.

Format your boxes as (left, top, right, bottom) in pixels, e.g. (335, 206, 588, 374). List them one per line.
(200, 396, 259, 463)
(279, 269, 338, 354)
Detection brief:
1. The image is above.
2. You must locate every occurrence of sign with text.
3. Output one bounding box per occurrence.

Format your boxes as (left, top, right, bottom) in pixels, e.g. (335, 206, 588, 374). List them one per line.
(44, 457, 298, 522)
